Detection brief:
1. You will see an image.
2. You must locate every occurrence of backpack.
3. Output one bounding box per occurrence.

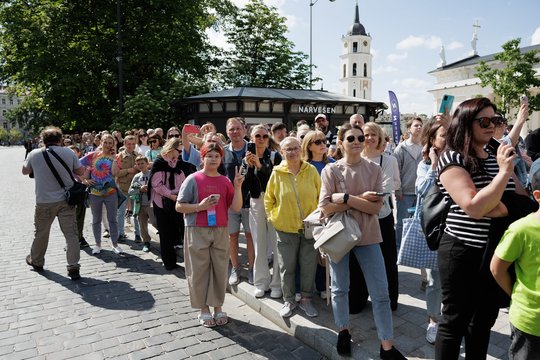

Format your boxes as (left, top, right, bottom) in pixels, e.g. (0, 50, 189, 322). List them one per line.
(420, 182, 452, 250)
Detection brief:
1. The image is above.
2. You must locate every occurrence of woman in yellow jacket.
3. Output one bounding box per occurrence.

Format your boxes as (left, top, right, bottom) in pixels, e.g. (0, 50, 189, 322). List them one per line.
(264, 136, 321, 319)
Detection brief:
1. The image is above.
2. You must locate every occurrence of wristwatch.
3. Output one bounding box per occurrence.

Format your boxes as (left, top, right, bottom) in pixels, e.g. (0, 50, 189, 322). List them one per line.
(343, 193, 350, 204)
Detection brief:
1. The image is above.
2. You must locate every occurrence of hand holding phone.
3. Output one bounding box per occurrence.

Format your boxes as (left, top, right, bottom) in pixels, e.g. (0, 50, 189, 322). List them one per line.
(375, 192, 390, 196)
(520, 95, 529, 105)
(439, 94, 455, 115)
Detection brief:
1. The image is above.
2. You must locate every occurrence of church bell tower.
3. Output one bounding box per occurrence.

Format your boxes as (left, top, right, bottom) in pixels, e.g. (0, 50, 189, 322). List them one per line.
(339, 1, 372, 99)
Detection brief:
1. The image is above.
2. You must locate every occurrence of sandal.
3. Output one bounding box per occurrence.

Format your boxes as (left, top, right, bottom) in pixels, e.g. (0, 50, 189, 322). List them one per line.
(198, 312, 216, 328)
(213, 311, 228, 326)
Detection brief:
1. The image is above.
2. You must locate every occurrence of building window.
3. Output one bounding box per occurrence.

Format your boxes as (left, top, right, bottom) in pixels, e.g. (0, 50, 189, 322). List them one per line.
(2, 109, 6, 116)
(352, 63, 357, 76)
(1, 98, 5, 105)
(353, 89, 356, 97)
(18, 99, 21, 105)
(342, 64, 346, 78)
(9, 98, 13, 105)
(352, 42, 358, 53)
(364, 63, 367, 77)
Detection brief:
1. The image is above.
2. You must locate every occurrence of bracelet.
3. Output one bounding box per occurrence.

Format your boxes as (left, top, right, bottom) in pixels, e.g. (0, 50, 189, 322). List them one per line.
(343, 193, 350, 204)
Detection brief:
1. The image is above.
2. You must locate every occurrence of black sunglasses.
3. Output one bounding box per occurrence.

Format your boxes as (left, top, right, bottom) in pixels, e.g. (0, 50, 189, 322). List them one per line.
(149, 140, 158, 144)
(475, 116, 506, 129)
(346, 135, 365, 143)
(311, 139, 326, 145)
(168, 134, 180, 138)
(140, 134, 148, 137)
(254, 134, 269, 139)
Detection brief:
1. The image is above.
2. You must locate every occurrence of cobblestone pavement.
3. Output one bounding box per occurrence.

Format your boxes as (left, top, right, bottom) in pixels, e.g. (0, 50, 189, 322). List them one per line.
(0, 146, 324, 360)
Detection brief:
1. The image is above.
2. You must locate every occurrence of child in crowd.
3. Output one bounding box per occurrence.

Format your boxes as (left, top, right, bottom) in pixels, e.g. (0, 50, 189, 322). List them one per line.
(128, 156, 153, 252)
(490, 168, 540, 360)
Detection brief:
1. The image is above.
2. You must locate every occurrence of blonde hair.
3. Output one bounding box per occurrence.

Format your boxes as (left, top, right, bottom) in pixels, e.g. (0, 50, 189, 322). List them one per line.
(301, 130, 329, 163)
(161, 137, 182, 156)
(362, 122, 385, 151)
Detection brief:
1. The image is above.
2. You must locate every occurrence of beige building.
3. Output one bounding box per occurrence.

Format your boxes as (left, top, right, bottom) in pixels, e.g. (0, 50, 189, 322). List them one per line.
(0, 88, 24, 132)
(428, 44, 540, 133)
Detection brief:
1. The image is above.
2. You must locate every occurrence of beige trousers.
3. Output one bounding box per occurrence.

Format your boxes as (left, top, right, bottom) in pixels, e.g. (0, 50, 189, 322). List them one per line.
(31, 201, 80, 270)
(184, 226, 230, 309)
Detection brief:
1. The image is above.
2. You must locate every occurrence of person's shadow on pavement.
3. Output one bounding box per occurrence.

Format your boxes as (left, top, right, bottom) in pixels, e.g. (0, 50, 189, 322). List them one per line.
(41, 270, 155, 311)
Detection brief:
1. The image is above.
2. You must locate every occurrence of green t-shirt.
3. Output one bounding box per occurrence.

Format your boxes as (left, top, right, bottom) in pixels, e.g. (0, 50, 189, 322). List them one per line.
(495, 213, 540, 336)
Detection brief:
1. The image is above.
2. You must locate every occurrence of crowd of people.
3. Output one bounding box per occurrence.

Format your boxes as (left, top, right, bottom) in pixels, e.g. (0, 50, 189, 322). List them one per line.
(22, 95, 540, 360)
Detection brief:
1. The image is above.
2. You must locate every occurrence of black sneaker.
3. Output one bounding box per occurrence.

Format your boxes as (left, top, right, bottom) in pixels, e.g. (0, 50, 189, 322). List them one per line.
(337, 329, 351, 356)
(380, 346, 407, 360)
(134, 235, 142, 243)
(79, 237, 90, 249)
(26, 255, 44, 272)
(117, 234, 128, 243)
(68, 268, 81, 280)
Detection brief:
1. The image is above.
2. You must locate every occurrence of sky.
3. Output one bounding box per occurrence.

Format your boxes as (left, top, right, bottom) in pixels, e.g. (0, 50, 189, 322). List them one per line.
(209, 0, 540, 116)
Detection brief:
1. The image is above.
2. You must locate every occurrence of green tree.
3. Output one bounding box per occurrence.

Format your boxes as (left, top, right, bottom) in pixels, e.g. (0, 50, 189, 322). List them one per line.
(221, 0, 312, 89)
(476, 38, 540, 115)
(0, 0, 234, 131)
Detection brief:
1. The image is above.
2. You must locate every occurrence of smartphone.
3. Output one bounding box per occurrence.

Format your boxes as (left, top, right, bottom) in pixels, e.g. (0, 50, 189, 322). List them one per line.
(247, 142, 256, 154)
(439, 94, 455, 115)
(184, 124, 200, 134)
(520, 95, 529, 105)
(209, 194, 220, 202)
(487, 137, 501, 154)
(375, 192, 390, 196)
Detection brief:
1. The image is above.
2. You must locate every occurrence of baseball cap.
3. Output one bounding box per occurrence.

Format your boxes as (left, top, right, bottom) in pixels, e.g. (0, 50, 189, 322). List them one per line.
(314, 114, 327, 121)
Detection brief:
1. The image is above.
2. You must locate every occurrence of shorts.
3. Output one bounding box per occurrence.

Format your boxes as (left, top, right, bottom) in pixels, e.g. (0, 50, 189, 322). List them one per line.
(228, 208, 251, 235)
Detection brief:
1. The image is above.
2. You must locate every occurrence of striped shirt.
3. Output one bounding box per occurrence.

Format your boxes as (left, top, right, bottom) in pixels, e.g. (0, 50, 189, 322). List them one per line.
(437, 150, 515, 248)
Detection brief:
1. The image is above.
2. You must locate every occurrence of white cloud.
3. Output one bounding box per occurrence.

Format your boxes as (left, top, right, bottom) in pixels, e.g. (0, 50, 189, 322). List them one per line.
(447, 41, 463, 50)
(531, 27, 540, 45)
(373, 65, 398, 74)
(206, 28, 233, 51)
(387, 53, 408, 63)
(397, 35, 442, 50)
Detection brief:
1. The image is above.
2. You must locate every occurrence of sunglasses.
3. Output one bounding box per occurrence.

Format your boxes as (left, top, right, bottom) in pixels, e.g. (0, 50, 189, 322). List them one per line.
(254, 134, 269, 140)
(475, 116, 506, 128)
(168, 134, 180, 138)
(140, 134, 148, 137)
(149, 140, 158, 144)
(311, 139, 326, 145)
(346, 135, 365, 143)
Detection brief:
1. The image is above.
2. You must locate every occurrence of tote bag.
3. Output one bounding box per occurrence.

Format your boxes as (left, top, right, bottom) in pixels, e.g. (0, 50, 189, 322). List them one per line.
(398, 196, 438, 270)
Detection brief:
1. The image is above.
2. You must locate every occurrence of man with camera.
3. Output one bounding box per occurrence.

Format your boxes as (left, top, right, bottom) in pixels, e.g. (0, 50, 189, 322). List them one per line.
(22, 126, 84, 279)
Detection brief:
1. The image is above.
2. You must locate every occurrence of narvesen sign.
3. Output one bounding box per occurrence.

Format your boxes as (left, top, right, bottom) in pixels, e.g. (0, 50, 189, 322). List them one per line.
(298, 105, 336, 114)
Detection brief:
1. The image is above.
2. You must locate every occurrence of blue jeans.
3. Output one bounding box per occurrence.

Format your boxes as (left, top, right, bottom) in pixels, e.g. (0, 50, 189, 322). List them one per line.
(329, 244, 393, 340)
(117, 192, 140, 237)
(395, 194, 416, 250)
(426, 268, 442, 319)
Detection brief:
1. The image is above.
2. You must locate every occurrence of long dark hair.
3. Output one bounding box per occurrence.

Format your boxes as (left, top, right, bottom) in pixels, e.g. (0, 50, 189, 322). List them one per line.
(446, 97, 496, 173)
(421, 119, 444, 161)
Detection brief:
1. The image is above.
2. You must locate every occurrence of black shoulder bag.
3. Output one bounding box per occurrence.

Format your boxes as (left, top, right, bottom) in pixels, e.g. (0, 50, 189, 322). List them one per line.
(421, 182, 452, 250)
(42, 148, 88, 206)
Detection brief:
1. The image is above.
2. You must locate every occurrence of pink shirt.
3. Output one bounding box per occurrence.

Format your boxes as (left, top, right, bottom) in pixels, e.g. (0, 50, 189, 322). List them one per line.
(178, 171, 234, 227)
(150, 158, 186, 208)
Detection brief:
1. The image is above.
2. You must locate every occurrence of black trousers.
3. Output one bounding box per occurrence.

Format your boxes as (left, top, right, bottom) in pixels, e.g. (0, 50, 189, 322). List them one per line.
(435, 233, 500, 360)
(153, 203, 184, 268)
(348, 213, 399, 313)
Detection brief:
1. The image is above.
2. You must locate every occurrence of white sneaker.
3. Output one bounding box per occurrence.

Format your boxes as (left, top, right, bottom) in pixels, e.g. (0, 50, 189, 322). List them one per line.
(92, 245, 101, 255)
(295, 293, 301, 302)
(228, 267, 240, 285)
(253, 288, 266, 298)
(320, 290, 328, 300)
(426, 322, 438, 344)
(279, 301, 296, 318)
(113, 245, 124, 254)
(270, 288, 283, 299)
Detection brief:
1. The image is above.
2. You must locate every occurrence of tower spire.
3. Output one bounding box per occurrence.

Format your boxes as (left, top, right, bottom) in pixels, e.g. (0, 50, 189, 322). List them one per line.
(349, 1, 367, 36)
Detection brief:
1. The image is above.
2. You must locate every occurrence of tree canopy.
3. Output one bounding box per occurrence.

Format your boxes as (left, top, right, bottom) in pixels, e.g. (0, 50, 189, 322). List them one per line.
(0, 0, 234, 131)
(220, 0, 312, 89)
(476, 38, 540, 116)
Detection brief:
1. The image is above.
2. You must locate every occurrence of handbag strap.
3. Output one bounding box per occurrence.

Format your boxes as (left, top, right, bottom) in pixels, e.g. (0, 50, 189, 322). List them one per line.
(288, 173, 305, 220)
(44, 148, 78, 184)
(412, 194, 423, 220)
(329, 164, 347, 193)
(42, 149, 68, 190)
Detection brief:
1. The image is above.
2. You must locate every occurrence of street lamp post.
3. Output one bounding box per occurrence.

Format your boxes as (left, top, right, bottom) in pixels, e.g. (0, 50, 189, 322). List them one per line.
(309, 0, 336, 90)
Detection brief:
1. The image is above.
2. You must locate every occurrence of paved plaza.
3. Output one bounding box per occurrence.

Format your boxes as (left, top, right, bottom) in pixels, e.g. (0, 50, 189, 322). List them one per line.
(1, 146, 511, 359)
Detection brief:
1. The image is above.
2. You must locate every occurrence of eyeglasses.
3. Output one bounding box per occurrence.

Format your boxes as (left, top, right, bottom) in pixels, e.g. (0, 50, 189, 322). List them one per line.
(140, 134, 148, 137)
(149, 140, 157, 144)
(254, 134, 269, 140)
(475, 116, 506, 128)
(311, 139, 326, 146)
(283, 147, 301, 153)
(168, 134, 180, 138)
(346, 135, 365, 143)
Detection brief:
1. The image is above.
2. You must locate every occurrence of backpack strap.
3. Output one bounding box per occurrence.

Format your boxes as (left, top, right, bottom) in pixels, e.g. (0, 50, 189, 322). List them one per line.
(328, 163, 347, 193)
